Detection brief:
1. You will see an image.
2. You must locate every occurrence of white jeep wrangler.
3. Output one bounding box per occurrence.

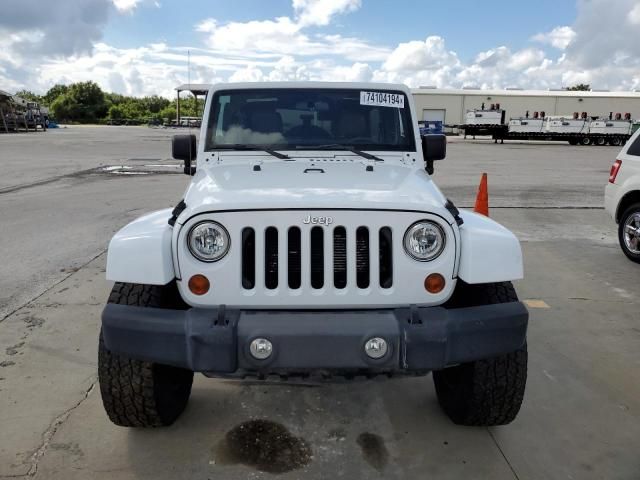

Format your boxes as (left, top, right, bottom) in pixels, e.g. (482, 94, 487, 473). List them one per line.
(99, 82, 528, 428)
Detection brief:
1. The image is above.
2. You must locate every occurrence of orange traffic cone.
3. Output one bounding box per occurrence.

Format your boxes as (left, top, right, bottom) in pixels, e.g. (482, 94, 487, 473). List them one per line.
(474, 173, 489, 216)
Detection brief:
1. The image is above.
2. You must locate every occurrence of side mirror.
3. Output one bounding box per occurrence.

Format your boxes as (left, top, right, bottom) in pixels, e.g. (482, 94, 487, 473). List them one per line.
(421, 134, 447, 175)
(172, 134, 197, 175)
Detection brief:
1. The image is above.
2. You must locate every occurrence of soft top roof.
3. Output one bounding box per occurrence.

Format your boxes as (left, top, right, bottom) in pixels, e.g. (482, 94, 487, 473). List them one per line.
(208, 81, 411, 95)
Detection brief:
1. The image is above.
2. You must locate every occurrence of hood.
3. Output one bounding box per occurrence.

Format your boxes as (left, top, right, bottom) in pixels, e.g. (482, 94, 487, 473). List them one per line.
(178, 157, 451, 224)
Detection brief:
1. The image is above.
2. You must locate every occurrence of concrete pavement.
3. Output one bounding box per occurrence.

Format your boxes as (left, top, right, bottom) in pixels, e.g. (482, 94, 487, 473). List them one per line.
(0, 127, 638, 479)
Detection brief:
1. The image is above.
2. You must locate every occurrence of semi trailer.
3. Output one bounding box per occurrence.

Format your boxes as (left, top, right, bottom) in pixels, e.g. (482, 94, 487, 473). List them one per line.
(459, 107, 638, 146)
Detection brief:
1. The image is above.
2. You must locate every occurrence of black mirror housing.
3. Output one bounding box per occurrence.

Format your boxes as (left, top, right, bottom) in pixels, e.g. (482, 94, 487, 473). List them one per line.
(421, 134, 446, 175)
(172, 134, 197, 175)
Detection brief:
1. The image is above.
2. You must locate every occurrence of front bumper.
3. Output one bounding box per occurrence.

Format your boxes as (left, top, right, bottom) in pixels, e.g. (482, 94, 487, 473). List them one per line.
(102, 303, 528, 375)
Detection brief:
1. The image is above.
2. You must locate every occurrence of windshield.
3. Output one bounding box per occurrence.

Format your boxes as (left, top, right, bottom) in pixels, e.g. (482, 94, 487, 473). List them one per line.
(205, 88, 415, 151)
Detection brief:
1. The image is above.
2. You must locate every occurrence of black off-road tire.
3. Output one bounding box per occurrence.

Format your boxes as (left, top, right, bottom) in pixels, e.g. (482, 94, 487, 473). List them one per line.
(618, 203, 640, 264)
(98, 282, 194, 427)
(434, 281, 527, 426)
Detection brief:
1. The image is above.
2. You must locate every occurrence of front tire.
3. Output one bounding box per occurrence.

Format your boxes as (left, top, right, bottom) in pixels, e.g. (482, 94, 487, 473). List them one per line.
(98, 283, 194, 427)
(618, 203, 640, 264)
(434, 282, 527, 426)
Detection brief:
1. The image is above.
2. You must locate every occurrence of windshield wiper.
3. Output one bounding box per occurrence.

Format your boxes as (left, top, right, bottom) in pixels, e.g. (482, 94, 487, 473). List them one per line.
(218, 144, 291, 160)
(295, 144, 383, 161)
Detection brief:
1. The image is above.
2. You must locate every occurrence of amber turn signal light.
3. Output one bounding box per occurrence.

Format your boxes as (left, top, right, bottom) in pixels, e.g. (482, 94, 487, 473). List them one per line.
(188, 274, 210, 295)
(424, 273, 445, 294)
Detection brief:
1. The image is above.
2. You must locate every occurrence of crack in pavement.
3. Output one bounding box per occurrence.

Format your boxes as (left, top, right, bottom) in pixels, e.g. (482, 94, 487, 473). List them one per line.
(487, 427, 521, 480)
(0, 164, 177, 196)
(0, 168, 102, 196)
(24, 380, 97, 478)
(0, 251, 106, 478)
(0, 250, 107, 326)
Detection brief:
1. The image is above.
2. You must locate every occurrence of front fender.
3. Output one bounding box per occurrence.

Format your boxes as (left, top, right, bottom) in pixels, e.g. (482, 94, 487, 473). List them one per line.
(457, 210, 523, 284)
(106, 209, 175, 285)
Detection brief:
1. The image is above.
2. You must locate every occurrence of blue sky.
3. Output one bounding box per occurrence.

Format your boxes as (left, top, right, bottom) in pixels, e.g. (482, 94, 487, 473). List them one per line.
(103, 0, 577, 61)
(2, 0, 640, 97)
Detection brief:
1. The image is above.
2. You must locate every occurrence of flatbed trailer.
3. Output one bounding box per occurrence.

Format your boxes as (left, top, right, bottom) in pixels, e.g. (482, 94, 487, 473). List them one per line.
(455, 124, 631, 146)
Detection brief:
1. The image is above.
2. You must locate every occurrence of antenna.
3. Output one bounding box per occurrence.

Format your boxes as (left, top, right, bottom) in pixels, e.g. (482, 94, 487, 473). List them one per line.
(187, 49, 193, 173)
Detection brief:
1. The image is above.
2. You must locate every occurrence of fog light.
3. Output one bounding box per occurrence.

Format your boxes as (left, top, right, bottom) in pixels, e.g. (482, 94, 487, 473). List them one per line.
(424, 273, 445, 294)
(188, 274, 210, 295)
(249, 338, 273, 360)
(364, 337, 388, 359)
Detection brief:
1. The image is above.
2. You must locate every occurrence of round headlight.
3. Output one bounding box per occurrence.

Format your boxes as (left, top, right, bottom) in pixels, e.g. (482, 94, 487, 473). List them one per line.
(403, 221, 446, 261)
(187, 221, 230, 262)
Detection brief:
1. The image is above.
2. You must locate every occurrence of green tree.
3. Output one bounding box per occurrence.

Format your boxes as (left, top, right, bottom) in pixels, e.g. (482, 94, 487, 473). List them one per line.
(159, 105, 177, 122)
(49, 82, 106, 123)
(108, 104, 124, 120)
(43, 84, 69, 106)
(50, 94, 74, 121)
(13, 90, 42, 102)
(68, 81, 107, 121)
(143, 95, 170, 113)
(38, 81, 184, 123)
(566, 84, 591, 91)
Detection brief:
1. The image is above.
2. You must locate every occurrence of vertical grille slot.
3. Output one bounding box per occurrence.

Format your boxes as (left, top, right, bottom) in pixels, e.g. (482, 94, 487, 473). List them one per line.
(379, 227, 393, 289)
(333, 227, 347, 289)
(288, 227, 301, 289)
(356, 227, 370, 289)
(310, 226, 324, 289)
(264, 227, 278, 289)
(241, 228, 255, 289)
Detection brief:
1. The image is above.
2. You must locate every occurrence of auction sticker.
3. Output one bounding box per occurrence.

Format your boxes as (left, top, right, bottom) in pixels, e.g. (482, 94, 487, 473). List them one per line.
(360, 91, 404, 108)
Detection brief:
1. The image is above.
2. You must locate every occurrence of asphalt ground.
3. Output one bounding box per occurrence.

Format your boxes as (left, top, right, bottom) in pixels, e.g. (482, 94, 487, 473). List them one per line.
(0, 127, 638, 479)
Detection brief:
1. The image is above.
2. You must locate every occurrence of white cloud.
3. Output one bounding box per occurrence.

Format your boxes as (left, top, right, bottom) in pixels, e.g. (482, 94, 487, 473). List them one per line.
(533, 26, 576, 50)
(5, 0, 640, 98)
(293, 0, 361, 26)
(565, 0, 640, 69)
(112, 0, 143, 13)
(628, 4, 640, 24)
(0, 0, 112, 57)
(195, 14, 388, 62)
(382, 36, 459, 72)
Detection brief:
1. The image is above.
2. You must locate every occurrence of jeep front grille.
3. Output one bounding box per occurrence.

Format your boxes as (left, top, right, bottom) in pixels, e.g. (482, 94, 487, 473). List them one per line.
(241, 225, 393, 291)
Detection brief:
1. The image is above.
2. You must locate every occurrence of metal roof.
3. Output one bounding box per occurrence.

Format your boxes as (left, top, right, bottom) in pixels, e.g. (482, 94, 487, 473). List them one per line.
(175, 83, 213, 95)
(411, 87, 640, 98)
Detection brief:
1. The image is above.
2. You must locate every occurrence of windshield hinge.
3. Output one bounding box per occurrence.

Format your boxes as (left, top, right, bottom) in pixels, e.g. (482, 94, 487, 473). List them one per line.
(445, 199, 464, 226)
(168, 200, 187, 226)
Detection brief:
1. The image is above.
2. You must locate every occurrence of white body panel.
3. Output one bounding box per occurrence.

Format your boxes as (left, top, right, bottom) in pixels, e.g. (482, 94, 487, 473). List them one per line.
(457, 211, 524, 284)
(106, 81, 525, 306)
(465, 110, 503, 125)
(508, 118, 544, 133)
(106, 209, 175, 285)
(589, 120, 632, 136)
(178, 158, 449, 221)
(545, 117, 589, 134)
(605, 129, 640, 221)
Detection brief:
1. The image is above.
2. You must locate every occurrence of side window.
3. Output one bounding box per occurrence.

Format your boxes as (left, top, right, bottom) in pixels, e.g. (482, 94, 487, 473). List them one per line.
(627, 133, 640, 156)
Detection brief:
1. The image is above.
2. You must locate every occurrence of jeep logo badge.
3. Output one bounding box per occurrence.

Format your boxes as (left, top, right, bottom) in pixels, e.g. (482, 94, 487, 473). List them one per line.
(303, 215, 333, 225)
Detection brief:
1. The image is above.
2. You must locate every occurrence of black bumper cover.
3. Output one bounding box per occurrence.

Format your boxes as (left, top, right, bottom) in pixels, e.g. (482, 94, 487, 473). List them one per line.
(102, 302, 528, 374)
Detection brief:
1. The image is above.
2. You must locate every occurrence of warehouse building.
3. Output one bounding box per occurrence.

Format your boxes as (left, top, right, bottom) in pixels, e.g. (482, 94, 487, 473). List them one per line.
(411, 88, 640, 126)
